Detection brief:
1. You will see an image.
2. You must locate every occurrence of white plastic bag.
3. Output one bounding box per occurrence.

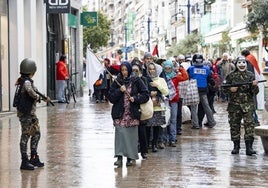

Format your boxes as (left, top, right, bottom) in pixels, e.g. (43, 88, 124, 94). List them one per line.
(182, 105, 191, 123)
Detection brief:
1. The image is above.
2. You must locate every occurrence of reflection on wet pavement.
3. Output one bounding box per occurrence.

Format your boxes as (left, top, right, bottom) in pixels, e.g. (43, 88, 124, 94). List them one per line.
(0, 96, 268, 187)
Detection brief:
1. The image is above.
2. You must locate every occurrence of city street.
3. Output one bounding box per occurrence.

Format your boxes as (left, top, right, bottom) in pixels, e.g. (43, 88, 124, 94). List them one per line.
(0, 93, 268, 188)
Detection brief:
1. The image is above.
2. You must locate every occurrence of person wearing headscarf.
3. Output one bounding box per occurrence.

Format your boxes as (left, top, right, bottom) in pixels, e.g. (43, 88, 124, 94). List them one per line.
(163, 60, 189, 147)
(108, 61, 149, 167)
(131, 60, 149, 159)
(145, 62, 169, 152)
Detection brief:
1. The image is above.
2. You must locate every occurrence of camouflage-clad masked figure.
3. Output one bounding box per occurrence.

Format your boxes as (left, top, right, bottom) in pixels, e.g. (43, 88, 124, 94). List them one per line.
(14, 58, 50, 170)
(222, 56, 259, 156)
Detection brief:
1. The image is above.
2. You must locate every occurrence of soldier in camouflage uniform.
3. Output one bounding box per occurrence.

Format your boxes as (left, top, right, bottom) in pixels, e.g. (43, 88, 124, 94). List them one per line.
(222, 56, 259, 156)
(14, 58, 51, 170)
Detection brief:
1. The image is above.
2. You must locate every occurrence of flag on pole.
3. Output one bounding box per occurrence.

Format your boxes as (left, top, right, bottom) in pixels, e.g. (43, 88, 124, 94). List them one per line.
(246, 54, 264, 110)
(152, 45, 159, 57)
(86, 46, 105, 95)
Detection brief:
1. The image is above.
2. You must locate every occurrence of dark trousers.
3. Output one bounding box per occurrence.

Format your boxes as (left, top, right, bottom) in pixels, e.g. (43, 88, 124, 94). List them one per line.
(138, 121, 148, 154)
(146, 126, 160, 147)
(176, 98, 183, 133)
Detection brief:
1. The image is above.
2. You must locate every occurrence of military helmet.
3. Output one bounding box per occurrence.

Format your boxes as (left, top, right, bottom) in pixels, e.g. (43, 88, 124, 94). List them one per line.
(20, 58, 37, 74)
(192, 54, 204, 66)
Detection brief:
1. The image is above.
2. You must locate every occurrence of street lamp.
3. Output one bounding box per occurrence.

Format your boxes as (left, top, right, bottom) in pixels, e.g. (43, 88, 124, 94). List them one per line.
(124, 24, 128, 60)
(147, 17, 151, 52)
(179, 0, 191, 34)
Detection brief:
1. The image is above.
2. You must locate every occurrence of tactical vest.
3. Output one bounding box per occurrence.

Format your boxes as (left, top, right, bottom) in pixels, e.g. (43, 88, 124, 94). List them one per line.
(13, 77, 35, 114)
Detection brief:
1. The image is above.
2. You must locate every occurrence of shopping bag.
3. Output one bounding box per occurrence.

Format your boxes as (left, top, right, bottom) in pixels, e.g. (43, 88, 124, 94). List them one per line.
(182, 105, 191, 122)
(183, 79, 199, 106)
(140, 97, 154, 121)
(178, 80, 189, 99)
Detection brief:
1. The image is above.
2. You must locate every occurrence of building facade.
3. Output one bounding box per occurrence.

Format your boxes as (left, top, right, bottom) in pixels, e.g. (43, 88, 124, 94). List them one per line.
(0, 0, 83, 112)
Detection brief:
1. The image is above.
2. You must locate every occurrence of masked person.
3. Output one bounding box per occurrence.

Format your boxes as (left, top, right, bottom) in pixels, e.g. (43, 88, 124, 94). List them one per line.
(14, 58, 51, 170)
(222, 56, 259, 156)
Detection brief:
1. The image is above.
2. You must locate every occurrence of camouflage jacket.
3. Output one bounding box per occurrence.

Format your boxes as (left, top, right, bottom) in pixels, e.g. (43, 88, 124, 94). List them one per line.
(222, 70, 259, 112)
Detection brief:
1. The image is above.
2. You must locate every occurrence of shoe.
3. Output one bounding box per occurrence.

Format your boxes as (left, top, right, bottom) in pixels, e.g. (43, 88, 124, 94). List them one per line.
(58, 100, 65, 103)
(204, 123, 209, 127)
(126, 158, 134, 167)
(158, 142, 165, 149)
(177, 131, 182, 135)
(191, 126, 200, 129)
(114, 156, 122, 167)
(141, 153, 148, 159)
(30, 154, 44, 167)
(152, 145, 158, 152)
(254, 122, 260, 127)
(20, 160, 35, 170)
(96, 100, 99, 103)
(169, 142, 176, 147)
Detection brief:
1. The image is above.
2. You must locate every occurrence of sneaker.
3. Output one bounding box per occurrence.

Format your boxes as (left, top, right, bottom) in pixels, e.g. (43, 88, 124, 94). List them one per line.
(158, 142, 165, 149)
(141, 153, 148, 159)
(169, 142, 176, 147)
(191, 126, 200, 129)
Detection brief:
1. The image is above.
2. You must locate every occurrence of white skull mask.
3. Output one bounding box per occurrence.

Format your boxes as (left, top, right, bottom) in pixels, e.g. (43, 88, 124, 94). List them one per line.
(236, 60, 247, 71)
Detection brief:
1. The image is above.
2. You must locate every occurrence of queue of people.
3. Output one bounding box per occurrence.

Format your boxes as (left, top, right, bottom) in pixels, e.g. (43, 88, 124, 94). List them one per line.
(90, 50, 261, 168)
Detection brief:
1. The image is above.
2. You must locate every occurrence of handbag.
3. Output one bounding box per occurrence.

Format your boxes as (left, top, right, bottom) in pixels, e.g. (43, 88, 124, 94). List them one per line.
(140, 97, 154, 121)
(95, 79, 103, 86)
(183, 79, 200, 106)
(178, 80, 189, 99)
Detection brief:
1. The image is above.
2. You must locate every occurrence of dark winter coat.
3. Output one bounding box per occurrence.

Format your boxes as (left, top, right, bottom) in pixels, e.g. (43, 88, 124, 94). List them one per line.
(108, 74, 149, 120)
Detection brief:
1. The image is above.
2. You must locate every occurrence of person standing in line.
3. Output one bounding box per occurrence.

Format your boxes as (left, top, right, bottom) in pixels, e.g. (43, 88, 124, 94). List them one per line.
(188, 54, 216, 129)
(56, 55, 69, 103)
(163, 60, 189, 147)
(222, 56, 259, 155)
(108, 61, 149, 167)
(145, 62, 169, 152)
(216, 53, 235, 102)
(15, 58, 51, 170)
(131, 60, 149, 159)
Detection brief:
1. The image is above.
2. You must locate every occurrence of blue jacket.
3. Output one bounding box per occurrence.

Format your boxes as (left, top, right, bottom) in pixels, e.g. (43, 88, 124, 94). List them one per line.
(188, 65, 211, 93)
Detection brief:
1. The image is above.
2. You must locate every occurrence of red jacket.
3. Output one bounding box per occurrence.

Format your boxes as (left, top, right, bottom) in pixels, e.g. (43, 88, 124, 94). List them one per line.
(56, 61, 69, 80)
(170, 67, 189, 103)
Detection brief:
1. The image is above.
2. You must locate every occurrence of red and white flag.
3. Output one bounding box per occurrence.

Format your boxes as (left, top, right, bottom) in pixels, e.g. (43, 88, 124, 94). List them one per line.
(152, 45, 159, 57)
(246, 54, 265, 110)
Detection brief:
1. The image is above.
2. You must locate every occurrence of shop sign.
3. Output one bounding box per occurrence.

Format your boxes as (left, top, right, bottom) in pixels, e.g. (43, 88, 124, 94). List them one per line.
(46, 0, 70, 14)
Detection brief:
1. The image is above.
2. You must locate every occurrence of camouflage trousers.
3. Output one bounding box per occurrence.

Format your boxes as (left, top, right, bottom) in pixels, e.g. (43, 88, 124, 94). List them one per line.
(228, 109, 255, 141)
(19, 114, 40, 156)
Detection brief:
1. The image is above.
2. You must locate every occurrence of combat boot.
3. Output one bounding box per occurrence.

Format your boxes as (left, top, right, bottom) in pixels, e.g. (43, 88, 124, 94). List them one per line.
(231, 140, 240, 154)
(30, 151, 44, 167)
(114, 156, 122, 167)
(20, 154, 35, 170)
(245, 139, 256, 156)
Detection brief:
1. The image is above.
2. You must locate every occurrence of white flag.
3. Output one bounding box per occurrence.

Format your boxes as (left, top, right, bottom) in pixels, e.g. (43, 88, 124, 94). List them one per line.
(86, 46, 104, 95)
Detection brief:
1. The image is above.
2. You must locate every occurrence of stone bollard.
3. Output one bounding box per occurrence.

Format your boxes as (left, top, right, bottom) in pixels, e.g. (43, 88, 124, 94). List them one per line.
(255, 126, 268, 154)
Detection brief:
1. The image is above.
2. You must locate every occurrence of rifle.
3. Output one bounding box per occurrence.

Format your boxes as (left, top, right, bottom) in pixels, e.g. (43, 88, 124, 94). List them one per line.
(34, 89, 55, 106)
(221, 80, 266, 88)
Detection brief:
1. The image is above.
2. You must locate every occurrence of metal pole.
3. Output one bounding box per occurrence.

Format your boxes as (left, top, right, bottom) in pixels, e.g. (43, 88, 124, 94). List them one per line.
(187, 0, 190, 34)
(147, 17, 150, 52)
(125, 25, 128, 60)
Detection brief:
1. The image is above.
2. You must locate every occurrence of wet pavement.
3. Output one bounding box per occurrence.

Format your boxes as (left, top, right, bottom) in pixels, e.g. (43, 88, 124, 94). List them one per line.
(0, 93, 268, 188)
